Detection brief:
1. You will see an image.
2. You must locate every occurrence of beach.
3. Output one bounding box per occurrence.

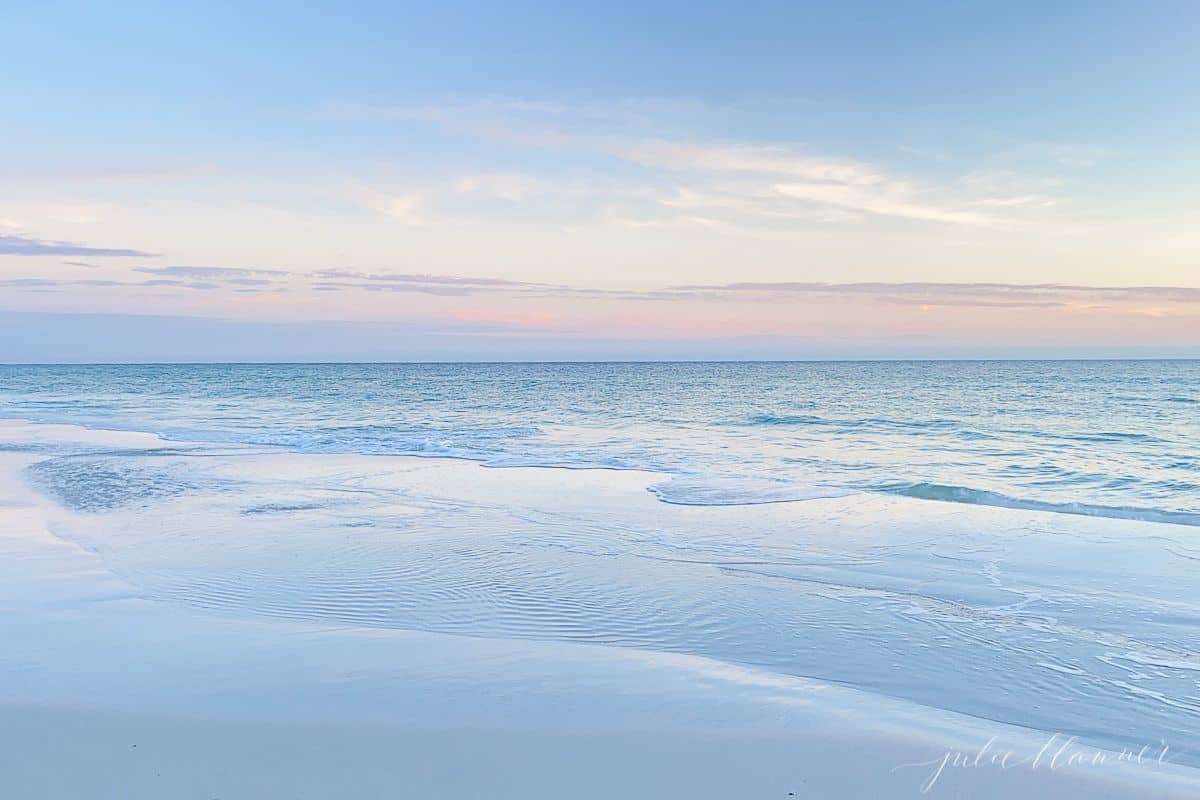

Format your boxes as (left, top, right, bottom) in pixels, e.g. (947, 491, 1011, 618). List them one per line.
(7, 1, 1200, 793)
(2, 417, 1198, 798)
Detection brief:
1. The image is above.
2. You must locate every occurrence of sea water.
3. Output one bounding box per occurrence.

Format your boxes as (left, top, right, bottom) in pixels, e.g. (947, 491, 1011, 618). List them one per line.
(2, 361, 1198, 760)
(3, 361, 1198, 521)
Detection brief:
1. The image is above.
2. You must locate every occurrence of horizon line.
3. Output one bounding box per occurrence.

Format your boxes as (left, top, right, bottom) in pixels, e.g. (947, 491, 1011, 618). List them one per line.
(5, 357, 1200, 367)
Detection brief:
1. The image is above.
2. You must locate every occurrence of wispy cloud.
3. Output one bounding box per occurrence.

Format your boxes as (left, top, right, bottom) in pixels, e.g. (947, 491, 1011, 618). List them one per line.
(454, 172, 540, 202)
(9, 259, 1200, 313)
(960, 170, 1062, 209)
(625, 140, 1007, 227)
(0, 277, 129, 292)
(132, 266, 294, 292)
(973, 194, 1057, 208)
(310, 270, 550, 296)
(626, 140, 886, 185)
(771, 182, 999, 226)
(136, 266, 291, 281)
(349, 98, 1074, 230)
(0, 234, 155, 258)
(343, 185, 426, 225)
(666, 281, 1200, 309)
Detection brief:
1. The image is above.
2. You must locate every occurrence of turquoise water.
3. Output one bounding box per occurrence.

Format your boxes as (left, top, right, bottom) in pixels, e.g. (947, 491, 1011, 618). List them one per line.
(2, 361, 1197, 523)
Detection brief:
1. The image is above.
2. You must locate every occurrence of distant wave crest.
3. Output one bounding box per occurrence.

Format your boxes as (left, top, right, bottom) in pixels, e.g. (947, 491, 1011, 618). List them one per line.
(885, 482, 1200, 527)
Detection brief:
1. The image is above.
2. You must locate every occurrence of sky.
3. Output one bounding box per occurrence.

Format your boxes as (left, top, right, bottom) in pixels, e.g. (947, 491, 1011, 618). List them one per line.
(2, 0, 1199, 361)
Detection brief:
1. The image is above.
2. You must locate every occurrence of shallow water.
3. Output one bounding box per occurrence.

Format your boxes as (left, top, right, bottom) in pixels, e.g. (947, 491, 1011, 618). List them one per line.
(2, 362, 1199, 764)
(14, 443, 1200, 764)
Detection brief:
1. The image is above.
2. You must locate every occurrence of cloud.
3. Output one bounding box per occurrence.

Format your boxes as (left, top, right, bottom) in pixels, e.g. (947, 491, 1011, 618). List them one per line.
(7, 263, 549, 298)
(0, 234, 155, 257)
(9, 259, 1199, 314)
(654, 187, 862, 224)
(454, 172, 540, 201)
(665, 281, 1200, 309)
(625, 140, 1005, 227)
(960, 170, 1062, 209)
(0, 277, 128, 291)
(140, 279, 222, 290)
(972, 194, 1057, 208)
(626, 140, 886, 186)
(338, 184, 427, 225)
(135, 266, 291, 281)
(310, 269, 551, 296)
(376, 193, 423, 224)
(332, 97, 1082, 232)
(0, 276, 236, 292)
(771, 182, 999, 226)
(0, 265, 298, 295)
(132, 266, 296, 292)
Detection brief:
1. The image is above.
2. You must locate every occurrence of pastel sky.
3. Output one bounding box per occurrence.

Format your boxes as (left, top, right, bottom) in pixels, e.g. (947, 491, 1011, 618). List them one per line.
(3, 1, 1199, 360)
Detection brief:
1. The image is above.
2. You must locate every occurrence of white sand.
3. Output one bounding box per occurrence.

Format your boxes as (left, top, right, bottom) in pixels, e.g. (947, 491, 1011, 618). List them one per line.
(2, 419, 1198, 798)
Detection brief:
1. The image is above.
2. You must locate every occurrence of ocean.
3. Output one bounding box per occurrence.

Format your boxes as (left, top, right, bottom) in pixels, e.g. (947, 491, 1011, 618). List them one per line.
(2, 360, 1199, 763)
(3, 361, 1198, 522)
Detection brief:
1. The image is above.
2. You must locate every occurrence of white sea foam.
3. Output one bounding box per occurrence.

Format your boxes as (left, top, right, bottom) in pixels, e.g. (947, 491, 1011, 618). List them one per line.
(648, 475, 853, 505)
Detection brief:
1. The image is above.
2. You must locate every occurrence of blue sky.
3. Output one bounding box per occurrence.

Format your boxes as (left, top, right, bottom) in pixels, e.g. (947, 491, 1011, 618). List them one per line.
(8, 2, 1198, 173)
(2, 1, 1199, 360)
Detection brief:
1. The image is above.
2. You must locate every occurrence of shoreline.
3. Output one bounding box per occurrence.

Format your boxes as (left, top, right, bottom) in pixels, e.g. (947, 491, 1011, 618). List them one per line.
(3, 419, 1199, 797)
(2, 413, 1196, 528)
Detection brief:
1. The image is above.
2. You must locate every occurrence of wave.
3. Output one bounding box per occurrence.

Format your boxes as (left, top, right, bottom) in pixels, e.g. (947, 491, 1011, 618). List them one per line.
(884, 482, 1200, 527)
(746, 414, 960, 432)
(747, 413, 828, 426)
(748, 413, 1165, 447)
(1055, 431, 1164, 444)
(649, 476, 852, 506)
